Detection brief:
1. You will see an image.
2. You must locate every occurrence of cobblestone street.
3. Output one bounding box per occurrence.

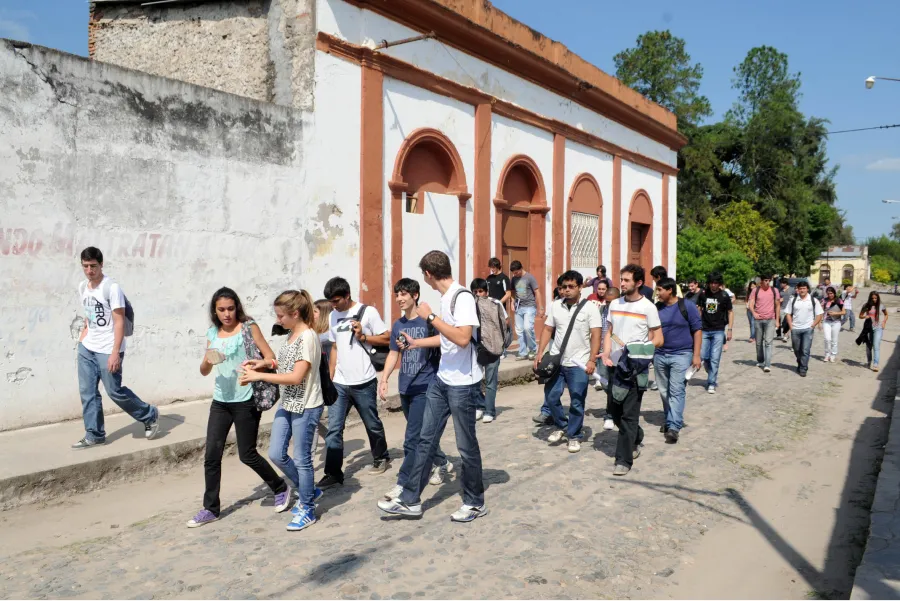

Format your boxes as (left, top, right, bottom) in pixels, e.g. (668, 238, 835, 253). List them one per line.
(0, 320, 894, 599)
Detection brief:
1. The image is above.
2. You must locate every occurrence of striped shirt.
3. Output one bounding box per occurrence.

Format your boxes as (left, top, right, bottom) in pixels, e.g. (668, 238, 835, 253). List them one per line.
(608, 296, 661, 355)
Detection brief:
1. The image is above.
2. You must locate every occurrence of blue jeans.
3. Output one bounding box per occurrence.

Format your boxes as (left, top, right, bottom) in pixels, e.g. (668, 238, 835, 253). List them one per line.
(475, 359, 501, 417)
(700, 330, 726, 387)
(867, 327, 884, 367)
(324, 379, 389, 482)
(791, 328, 814, 373)
(77, 342, 157, 442)
(544, 365, 589, 439)
(515, 306, 537, 357)
(400, 379, 484, 507)
(842, 310, 856, 331)
(398, 391, 447, 489)
(754, 319, 776, 368)
(653, 351, 692, 431)
(269, 404, 324, 511)
(747, 309, 756, 339)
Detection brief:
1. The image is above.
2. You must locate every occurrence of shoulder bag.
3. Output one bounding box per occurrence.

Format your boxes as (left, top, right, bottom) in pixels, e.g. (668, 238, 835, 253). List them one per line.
(533, 300, 587, 383)
(241, 319, 279, 411)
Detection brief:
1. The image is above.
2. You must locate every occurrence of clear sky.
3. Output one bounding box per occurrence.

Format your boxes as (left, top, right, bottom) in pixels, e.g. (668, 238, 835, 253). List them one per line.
(2, 0, 898, 242)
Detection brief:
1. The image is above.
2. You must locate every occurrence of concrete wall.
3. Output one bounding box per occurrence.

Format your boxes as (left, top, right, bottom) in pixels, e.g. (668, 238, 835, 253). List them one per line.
(90, 0, 317, 110)
(563, 140, 614, 283)
(0, 40, 327, 430)
(620, 160, 664, 269)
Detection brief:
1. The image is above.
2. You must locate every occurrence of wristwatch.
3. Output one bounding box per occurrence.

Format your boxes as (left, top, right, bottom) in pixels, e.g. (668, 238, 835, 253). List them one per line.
(427, 313, 437, 323)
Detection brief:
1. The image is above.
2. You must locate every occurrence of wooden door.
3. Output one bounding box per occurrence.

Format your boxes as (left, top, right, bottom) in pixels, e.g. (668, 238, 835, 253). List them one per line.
(501, 210, 529, 272)
(629, 223, 647, 266)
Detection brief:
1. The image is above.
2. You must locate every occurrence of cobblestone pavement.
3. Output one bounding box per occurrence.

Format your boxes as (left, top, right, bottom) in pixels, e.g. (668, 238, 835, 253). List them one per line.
(0, 320, 887, 599)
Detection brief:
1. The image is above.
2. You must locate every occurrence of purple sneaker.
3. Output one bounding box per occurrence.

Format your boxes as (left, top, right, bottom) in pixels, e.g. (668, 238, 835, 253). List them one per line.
(274, 487, 294, 513)
(186, 509, 218, 528)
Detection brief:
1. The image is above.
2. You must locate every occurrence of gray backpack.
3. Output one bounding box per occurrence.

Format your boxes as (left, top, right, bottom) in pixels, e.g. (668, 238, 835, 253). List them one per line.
(79, 279, 135, 336)
(451, 290, 507, 365)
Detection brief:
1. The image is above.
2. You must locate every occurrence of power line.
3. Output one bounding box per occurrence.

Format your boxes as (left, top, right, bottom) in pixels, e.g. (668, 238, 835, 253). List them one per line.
(825, 123, 900, 135)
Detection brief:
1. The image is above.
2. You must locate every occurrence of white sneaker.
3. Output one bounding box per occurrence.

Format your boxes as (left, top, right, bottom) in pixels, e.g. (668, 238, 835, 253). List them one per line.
(378, 498, 422, 517)
(568, 439, 581, 453)
(475, 409, 484, 421)
(429, 461, 454, 486)
(763, 366, 771, 373)
(383, 484, 403, 500)
(450, 504, 489, 522)
(482, 414, 494, 423)
(603, 418, 615, 431)
(548, 430, 566, 443)
(707, 385, 716, 395)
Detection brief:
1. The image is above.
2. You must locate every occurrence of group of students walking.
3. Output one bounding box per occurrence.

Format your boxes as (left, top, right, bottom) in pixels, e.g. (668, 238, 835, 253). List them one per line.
(70, 245, 890, 531)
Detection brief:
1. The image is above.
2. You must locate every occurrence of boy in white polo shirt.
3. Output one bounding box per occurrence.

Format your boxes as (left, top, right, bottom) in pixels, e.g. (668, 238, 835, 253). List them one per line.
(785, 280, 824, 377)
(535, 270, 602, 453)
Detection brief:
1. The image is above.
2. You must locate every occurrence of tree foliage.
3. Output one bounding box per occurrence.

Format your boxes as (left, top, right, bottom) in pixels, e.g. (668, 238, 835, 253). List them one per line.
(676, 227, 755, 292)
(614, 36, 850, 277)
(706, 201, 775, 263)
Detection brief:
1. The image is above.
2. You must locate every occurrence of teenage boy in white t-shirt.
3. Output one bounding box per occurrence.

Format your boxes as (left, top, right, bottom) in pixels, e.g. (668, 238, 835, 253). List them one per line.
(319, 277, 392, 489)
(600, 264, 663, 476)
(785, 280, 824, 378)
(379, 250, 488, 523)
(72, 247, 159, 449)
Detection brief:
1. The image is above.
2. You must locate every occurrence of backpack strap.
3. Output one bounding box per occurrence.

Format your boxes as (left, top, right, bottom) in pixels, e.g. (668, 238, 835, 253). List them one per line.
(450, 289, 481, 342)
(348, 304, 367, 348)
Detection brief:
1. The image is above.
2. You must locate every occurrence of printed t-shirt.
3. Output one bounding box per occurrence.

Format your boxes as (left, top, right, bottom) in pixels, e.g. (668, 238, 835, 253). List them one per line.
(657, 300, 702, 355)
(486, 273, 511, 302)
(544, 298, 602, 368)
(698, 289, 733, 331)
(81, 276, 127, 354)
(823, 298, 844, 322)
(389, 315, 436, 395)
(841, 290, 854, 311)
(864, 304, 886, 328)
(785, 295, 823, 330)
(608, 295, 661, 355)
(511, 273, 539, 308)
(328, 302, 388, 386)
(751, 286, 781, 320)
(206, 325, 252, 403)
(277, 328, 323, 412)
(438, 283, 483, 385)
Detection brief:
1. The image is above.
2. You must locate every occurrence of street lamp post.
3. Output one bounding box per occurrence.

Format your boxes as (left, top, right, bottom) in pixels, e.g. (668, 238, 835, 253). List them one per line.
(866, 76, 900, 89)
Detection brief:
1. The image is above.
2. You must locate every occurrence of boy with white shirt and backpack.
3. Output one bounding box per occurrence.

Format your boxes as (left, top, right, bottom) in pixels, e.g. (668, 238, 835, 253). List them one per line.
(73, 247, 159, 448)
(378, 250, 488, 522)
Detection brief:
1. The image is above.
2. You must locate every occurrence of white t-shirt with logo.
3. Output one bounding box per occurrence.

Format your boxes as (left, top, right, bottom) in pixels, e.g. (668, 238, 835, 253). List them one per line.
(328, 302, 388, 386)
(545, 298, 602, 368)
(608, 295, 661, 355)
(81, 277, 127, 355)
(785, 295, 824, 330)
(438, 283, 483, 386)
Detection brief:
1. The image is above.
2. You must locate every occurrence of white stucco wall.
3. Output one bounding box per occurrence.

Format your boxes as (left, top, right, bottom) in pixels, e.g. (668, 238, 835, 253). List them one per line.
(620, 160, 664, 270)
(317, 0, 677, 168)
(668, 176, 678, 278)
(1, 42, 330, 430)
(490, 115, 554, 302)
(306, 52, 363, 298)
(563, 140, 614, 283)
(382, 76, 475, 308)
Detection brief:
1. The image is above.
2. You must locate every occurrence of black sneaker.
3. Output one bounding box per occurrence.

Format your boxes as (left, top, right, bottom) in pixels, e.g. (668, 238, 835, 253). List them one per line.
(532, 413, 552, 425)
(659, 425, 667, 433)
(665, 429, 680, 444)
(316, 474, 343, 489)
(369, 459, 392, 475)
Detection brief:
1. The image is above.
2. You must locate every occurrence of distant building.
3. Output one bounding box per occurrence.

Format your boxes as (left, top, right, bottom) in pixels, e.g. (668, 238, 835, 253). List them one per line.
(809, 246, 869, 286)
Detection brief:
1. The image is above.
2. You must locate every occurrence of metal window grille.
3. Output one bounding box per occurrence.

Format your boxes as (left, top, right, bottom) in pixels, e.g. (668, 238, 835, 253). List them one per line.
(571, 212, 599, 269)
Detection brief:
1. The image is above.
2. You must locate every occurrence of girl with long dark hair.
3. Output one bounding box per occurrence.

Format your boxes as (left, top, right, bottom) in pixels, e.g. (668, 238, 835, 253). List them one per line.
(187, 287, 286, 528)
(859, 291, 889, 371)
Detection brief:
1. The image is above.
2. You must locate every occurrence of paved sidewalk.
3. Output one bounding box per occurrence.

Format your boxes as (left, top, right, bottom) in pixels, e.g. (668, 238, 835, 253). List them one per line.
(0, 357, 534, 510)
(851, 370, 900, 599)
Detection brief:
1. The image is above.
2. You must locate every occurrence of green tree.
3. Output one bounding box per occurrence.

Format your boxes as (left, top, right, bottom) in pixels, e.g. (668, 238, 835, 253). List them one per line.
(891, 222, 900, 242)
(677, 227, 755, 292)
(613, 30, 712, 128)
(706, 200, 776, 263)
(729, 45, 801, 123)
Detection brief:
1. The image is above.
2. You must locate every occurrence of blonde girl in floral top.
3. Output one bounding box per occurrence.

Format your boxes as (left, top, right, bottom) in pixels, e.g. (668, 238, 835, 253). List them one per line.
(240, 289, 324, 531)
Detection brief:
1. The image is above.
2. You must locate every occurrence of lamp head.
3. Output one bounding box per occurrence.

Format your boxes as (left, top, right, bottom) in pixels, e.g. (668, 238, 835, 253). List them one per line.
(361, 38, 378, 51)
(866, 76, 876, 89)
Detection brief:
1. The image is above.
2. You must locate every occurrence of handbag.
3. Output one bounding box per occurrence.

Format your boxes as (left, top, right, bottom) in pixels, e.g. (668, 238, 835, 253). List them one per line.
(350, 304, 390, 371)
(241, 319, 279, 411)
(533, 300, 587, 383)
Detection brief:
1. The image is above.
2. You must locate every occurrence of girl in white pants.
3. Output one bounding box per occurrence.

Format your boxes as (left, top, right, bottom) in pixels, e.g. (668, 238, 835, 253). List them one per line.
(822, 287, 845, 362)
